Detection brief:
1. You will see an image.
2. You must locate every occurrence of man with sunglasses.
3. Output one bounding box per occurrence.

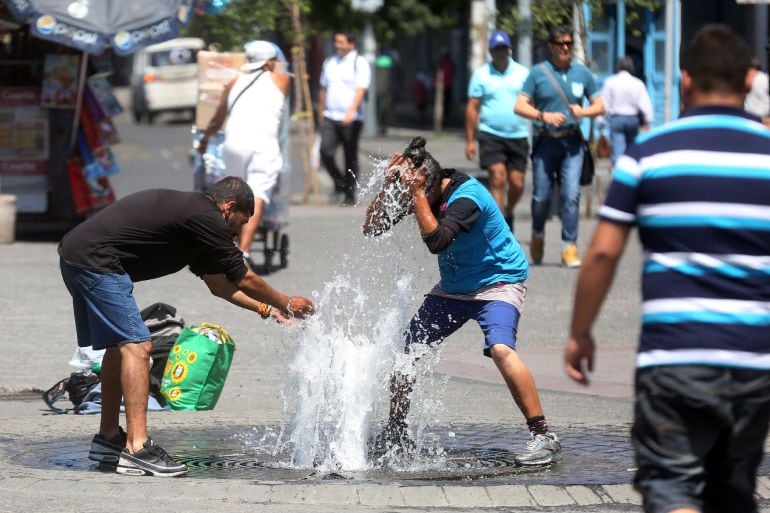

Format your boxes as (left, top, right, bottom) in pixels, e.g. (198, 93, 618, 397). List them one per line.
(515, 25, 604, 268)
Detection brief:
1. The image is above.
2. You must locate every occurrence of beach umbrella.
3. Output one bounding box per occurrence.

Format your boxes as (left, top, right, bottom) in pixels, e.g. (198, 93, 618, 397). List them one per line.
(3, 0, 195, 55)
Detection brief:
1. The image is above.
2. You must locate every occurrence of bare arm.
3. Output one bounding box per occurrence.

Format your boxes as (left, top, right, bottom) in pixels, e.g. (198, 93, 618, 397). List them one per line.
(197, 79, 235, 154)
(401, 163, 438, 235)
(564, 221, 631, 385)
(203, 270, 314, 318)
(570, 95, 605, 120)
(343, 87, 368, 125)
(465, 97, 480, 160)
(272, 71, 291, 97)
(202, 274, 290, 323)
(514, 93, 567, 127)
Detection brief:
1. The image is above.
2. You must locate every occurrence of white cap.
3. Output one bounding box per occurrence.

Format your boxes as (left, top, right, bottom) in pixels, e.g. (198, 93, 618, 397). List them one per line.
(241, 40, 277, 71)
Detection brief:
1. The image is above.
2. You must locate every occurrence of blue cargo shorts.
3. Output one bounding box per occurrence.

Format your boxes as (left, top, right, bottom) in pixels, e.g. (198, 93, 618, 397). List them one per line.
(404, 293, 521, 358)
(60, 257, 151, 350)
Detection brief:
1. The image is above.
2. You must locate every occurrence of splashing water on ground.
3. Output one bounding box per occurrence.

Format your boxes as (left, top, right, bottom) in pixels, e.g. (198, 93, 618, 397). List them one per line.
(275, 155, 449, 472)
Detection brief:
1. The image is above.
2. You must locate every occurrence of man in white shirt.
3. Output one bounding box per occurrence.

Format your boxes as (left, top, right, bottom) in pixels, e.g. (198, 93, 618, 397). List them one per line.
(318, 32, 371, 205)
(745, 58, 770, 127)
(600, 57, 654, 164)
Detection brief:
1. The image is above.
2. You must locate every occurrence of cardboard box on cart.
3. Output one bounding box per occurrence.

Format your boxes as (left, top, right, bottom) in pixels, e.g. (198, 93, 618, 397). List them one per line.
(195, 51, 246, 129)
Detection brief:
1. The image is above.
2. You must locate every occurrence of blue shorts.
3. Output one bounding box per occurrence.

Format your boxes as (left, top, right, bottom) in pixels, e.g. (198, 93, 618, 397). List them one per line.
(60, 258, 151, 350)
(405, 294, 521, 358)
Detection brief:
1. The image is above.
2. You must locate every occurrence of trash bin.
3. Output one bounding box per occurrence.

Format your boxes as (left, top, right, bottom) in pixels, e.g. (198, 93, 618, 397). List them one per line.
(0, 194, 16, 244)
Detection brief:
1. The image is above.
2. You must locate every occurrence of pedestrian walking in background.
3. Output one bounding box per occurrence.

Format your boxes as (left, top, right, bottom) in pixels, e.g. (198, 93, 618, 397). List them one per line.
(745, 57, 770, 127)
(198, 40, 290, 270)
(318, 32, 371, 205)
(437, 49, 455, 127)
(563, 25, 770, 513)
(465, 30, 530, 230)
(514, 25, 604, 268)
(363, 137, 562, 467)
(59, 177, 314, 477)
(600, 56, 654, 165)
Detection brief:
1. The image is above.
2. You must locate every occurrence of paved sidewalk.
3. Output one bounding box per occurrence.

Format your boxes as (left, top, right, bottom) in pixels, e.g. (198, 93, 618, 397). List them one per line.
(1, 111, 768, 511)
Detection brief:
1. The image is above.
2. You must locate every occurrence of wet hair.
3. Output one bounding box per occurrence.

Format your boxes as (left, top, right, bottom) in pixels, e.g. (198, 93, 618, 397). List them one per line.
(205, 176, 254, 215)
(681, 24, 751, 95)
(402, 136, 453, 189)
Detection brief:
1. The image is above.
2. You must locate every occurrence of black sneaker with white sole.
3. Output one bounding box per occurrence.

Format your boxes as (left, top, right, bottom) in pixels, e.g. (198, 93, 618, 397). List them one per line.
(116, 438, 188, 477)
(88, 426, 127, 464)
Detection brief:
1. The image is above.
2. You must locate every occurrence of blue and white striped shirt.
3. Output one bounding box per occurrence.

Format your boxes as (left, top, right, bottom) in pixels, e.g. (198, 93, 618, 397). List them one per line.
(599, 106, 770, 370)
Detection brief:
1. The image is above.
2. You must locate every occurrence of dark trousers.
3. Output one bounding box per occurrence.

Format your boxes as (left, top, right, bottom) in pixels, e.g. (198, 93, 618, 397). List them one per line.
(633, 365, 770, 513)
(319, 118, 363, 201)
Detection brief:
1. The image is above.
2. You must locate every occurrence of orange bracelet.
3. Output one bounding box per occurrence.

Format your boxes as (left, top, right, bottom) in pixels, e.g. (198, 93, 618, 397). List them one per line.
(258, 302, 272, 319)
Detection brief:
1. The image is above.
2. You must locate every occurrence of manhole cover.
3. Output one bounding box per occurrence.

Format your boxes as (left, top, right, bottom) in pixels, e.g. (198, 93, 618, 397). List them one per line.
(9, 424, 770, 485)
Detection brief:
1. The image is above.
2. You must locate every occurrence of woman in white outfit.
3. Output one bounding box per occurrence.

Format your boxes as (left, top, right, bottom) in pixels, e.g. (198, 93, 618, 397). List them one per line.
(199, 40, 290, 266)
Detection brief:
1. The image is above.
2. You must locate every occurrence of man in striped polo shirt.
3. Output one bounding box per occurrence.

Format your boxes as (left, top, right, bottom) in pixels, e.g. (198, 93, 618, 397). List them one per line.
(563, 25, 770, 513)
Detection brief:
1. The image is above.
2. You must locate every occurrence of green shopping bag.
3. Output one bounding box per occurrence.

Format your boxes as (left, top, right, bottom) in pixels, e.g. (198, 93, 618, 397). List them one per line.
(160, 323, 236, 411)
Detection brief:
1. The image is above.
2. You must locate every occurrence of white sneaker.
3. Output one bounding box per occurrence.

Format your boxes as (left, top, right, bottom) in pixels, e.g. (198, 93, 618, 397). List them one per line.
(515, 432, 563, 466)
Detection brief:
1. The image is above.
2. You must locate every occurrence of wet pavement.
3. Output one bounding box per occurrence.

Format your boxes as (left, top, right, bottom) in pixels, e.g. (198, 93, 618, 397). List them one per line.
(2, 111, 770, 511)
(8, 423, 770, 486)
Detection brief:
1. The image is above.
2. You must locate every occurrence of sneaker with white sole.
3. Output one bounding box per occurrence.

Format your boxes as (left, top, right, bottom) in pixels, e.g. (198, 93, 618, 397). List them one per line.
(88, 426, 126, 464)
(116, 438, 188, 477)
(515, 432, 563, 466)
(561, 243, 581, 268)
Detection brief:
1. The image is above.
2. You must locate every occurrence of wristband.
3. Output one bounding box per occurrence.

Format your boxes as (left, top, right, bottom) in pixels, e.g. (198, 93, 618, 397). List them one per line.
(537, 111, 544, 122)
(258, 302, 272, 319)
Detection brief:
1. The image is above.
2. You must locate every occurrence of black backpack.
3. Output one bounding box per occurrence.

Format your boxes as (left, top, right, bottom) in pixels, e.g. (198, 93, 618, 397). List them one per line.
(140, 302, 185, 406)
(42, 302, 185, 413)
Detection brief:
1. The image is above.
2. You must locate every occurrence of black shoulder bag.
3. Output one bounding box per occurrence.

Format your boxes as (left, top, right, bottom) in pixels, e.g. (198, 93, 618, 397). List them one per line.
(539, 64, 594, 186)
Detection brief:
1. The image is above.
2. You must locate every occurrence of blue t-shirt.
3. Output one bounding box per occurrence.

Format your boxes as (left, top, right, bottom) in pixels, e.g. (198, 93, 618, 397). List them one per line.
(599, 106, 770, 370)
(467, 58, 530, 139)
(520, 60, 599, 132)
(438, 178, 528, 294)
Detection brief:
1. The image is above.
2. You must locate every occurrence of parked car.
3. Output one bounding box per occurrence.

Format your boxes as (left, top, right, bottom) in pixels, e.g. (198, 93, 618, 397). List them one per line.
(130, 37, 205, 124)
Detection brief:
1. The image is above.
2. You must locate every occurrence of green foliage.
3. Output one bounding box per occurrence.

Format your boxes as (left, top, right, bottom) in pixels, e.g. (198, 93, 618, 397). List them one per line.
(497, 0, 662, 40)
(373, 0, 466, 45)
(184, 0, 466, 50)
(183, 0, 289, 51)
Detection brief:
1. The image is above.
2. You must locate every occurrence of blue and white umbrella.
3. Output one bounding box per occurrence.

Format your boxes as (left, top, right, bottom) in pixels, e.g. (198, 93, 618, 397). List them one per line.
(3, 0, 196, 55)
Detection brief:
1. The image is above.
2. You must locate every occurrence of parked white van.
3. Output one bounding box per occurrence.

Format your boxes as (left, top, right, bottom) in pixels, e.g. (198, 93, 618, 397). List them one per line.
(130, 37, 205, 123)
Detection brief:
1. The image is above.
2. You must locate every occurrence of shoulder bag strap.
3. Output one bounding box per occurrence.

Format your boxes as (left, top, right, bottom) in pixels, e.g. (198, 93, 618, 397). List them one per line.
(227, 70, 266, 116)
(539, 63, 573, 112)
(540, 63, 586, 140)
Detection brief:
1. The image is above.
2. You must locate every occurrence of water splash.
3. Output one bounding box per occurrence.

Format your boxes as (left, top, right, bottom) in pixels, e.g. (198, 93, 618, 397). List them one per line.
(278, 155, 449, 471)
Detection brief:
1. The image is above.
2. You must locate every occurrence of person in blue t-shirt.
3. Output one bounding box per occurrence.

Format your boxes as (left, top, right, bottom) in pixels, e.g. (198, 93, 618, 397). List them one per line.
(564, 25, 770, 513)
(363, 137, 561, 467)
(515, 25, 604, 268)
(465, 30, 531, 230)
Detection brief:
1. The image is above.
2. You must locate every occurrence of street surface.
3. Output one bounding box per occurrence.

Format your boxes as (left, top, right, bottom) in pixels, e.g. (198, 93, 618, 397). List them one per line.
(1, 106, 767, 512)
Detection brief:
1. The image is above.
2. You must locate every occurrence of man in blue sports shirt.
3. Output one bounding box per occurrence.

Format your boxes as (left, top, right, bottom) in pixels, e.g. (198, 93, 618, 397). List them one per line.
(515, 25, 604, 268)
(564, 25, 770, 513)
(364, 137, 561, 466)
(465, 30, 530, 230)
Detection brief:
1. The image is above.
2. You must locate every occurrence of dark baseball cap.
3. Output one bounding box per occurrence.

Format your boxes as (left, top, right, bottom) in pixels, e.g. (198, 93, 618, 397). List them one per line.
(489, 30, 511, 49)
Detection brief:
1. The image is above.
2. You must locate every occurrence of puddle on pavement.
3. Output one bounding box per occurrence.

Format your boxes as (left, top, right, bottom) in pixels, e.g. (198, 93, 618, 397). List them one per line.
(17, 423, 768, 485)
(7, 423, 657, 485)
